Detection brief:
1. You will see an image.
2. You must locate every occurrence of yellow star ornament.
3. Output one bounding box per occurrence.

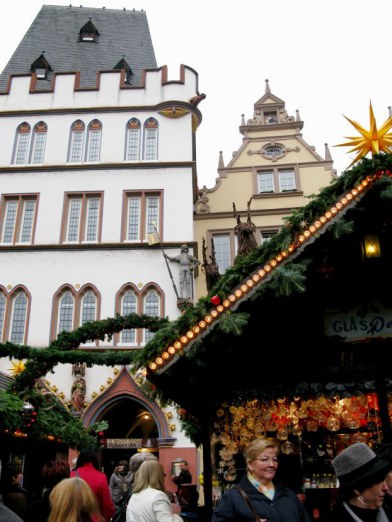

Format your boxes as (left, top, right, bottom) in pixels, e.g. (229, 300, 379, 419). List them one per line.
(335, 102, 392, 168)
(9, 360, 26, 377)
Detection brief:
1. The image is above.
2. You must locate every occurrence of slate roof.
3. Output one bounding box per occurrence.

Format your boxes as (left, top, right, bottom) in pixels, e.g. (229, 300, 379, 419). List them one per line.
(0, 4, 157, 91)
(0, 371, 13, 391)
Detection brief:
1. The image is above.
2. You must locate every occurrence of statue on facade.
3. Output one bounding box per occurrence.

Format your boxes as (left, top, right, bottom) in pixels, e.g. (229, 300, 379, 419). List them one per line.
(165, 244, 200, 300)
(233, 197, 257, 263)
(71, 363, 86, 413)
(202, 237, 221, 292)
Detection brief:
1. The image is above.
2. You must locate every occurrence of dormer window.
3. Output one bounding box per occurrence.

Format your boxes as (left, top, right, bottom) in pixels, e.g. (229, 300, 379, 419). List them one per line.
(264, 112, 278, 124)
(31, 54, 51, 80)
(114, 57, 133, 85)
(80, 19, 99, 42)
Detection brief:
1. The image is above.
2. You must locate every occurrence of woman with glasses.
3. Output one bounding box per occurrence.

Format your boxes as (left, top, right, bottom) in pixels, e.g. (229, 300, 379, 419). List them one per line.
(212, 438, 311, 521)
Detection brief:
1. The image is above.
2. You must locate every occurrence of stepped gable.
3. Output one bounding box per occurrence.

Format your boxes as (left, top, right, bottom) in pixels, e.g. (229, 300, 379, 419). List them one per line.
(0, 5, 157, 91)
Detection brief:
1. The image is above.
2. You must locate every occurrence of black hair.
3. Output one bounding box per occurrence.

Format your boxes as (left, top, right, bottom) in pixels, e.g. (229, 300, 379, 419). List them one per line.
(76, 448, 99, 470)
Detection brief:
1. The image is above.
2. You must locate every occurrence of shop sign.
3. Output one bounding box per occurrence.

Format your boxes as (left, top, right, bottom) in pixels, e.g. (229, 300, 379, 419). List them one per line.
(102, 438, 158, 449)
(324, 303, 392, 340)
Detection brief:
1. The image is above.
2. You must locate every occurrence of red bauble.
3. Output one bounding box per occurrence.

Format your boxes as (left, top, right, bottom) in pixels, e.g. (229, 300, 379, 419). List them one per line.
(211, 295, 220, 305)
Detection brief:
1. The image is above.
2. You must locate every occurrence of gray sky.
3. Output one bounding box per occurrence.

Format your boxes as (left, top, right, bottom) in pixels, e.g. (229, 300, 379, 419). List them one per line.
(1, 1, 391, 188)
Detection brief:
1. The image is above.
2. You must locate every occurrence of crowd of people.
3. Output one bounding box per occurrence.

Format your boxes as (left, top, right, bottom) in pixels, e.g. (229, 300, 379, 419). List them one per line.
(2, 439, 392, 521)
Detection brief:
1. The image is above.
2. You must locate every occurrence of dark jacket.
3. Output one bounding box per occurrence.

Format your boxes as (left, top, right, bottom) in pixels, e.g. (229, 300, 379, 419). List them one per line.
(0, 494, 23, 522)
(321, 501, 388, 522)
(173, 469, 192, 489)
(211, 475, 311, 522)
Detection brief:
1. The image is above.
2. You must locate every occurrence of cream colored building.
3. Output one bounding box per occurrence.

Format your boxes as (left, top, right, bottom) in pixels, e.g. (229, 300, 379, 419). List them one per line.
(195, 79, 337, 298)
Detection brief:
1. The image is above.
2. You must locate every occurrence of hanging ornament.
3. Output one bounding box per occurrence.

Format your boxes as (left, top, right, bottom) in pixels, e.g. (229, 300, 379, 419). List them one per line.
(211, 295, 221, 305)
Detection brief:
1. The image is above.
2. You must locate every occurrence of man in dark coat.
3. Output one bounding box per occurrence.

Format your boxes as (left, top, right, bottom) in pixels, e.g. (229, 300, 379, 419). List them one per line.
(172, 460, 192, 493)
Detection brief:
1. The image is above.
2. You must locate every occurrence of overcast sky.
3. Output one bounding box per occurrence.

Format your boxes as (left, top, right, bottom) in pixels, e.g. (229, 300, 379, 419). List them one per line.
(1, 1, 391, 188)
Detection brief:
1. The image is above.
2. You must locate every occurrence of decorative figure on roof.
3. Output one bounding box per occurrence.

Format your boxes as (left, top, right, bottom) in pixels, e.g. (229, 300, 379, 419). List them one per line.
(165, 245, 200, 300)
(334, 101, 392, 168)
(233, 197, 258, 263)
(189, 93, 206, 107)
(71, 363, 86, 414)
(202, 237, 221, 292)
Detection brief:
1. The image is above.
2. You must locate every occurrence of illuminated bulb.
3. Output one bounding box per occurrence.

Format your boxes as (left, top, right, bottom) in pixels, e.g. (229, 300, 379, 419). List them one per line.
(168, 346, 175, 354)
(281, 251, 288, 258)
(239, 285, 247, 293)
(264, 264, 272, 272)
(156, 357, 163, 365)
(309, 225, 316, 233)
(298, 235, 305, 243)
(304, 230, 311, 238)
(235, 289, 242, 297)
(174, 341, 182, 349)
(229, 295, 236, 302)
(270, 259, 277, 267)
(217, 305, 224, 312)
(346, 193, 353, 200)
(276, 255, 282, 262)
(357, 184, 363, 192)
(211, 310, 218, 318)
(162, 352, 169, 359)
(320, 216, 327, 224)
(341, 197, 348, 205)
(149, 362, 157, 370)
(336, 202, 342, 210)
(325, 211, 332, 219)
(199, 320, 206, 328)
(246, 279, 254, 287)
(258, 270, 266, 277)
(288, 245, 294, 252)
(180, 336, 188, 344)
(186, 331, 194, 339)
(252, 274, 260, 282)
(192, 326, 200, 333)
(331, 207, 337, 214)
(351, 189, 358, 196)
(361, 180, 368, 187)
(205, 315, 212, 323)
(223, 300, 231, 307)
(315, 221, 321, 228)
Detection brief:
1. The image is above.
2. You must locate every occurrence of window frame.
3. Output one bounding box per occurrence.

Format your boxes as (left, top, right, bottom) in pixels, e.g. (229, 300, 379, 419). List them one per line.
(61, 192, 103, 244)
(0, 194, 38, 245)
(0, 287, 30, 344)
(122, 190, 162, 243)
(208, 231, 237, 275)
(255, 166, 300, 195)
(143, 118, 158, 160)
(125, 118, 141, 161)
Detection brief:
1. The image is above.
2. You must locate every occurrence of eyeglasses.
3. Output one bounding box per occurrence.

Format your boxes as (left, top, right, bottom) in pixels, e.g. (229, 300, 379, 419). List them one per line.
(255, 457, 278, 464)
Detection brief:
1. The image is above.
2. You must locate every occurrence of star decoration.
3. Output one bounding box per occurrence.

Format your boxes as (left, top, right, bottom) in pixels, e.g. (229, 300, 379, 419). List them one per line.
(334, 102, 392, 168)
(299, 219, 308, 230)
(9, 360, 25, 377)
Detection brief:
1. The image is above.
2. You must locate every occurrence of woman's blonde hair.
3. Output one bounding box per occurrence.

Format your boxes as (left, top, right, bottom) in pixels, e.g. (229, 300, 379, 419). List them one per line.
(48, 476, 102, 522)
(243, 438, 279, 463)
(132, 459, 165, 493)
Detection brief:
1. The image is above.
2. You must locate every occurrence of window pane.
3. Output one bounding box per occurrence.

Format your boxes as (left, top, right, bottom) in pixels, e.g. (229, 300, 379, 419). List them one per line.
(20, 200, 36, 243)
(146, 196, 159, 235)
(2, 200, 18, 243)
(14, 133, 30, 165)
(10, 293, 27, 343)
(213, 235, 231, 274)
(86, 129, 101, 162)
(67, 198, 82, 241)
(58, 292, 74, 332)
(261, 231, 277, 244)
(258, 172, 274, 193)
(144, 290, 159, 342)
(0, 294, 5, 339)
(121, 290, 136, 343)
(127, 128, 140, 161)
(85, 198, 99, 241)
(127, 197, 140, 240)
(81, 291, 96, 324)
(144, 128, 157, 160)
(279, 170, 296, 191)
(31, 131, 46, 164)
(69, 131, 84, 162)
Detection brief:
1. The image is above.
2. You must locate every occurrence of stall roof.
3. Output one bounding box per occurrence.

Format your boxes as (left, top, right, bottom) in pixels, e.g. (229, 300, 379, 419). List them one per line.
(135, 154, 392, 421)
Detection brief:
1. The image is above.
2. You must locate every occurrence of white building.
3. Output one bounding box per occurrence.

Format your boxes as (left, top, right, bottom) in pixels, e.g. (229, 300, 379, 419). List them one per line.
(0, 5, 203, 489)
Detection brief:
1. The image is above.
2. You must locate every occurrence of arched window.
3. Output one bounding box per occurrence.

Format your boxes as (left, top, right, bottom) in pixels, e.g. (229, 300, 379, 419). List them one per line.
(144, 289, 159, 343)
(0, 292, 6, 340)
(86, 119, 102, 162)
(125, 118, 141, 161)
(143, 118, 158, 160)
(58, 291, 75, 333)
(12, 123, 31, 165)
(81, 290, 97, 324)
(68, 120, 85, 163)
(30, 121, 47, 164)
(121, 289, 137, 344)
(10, 292, 27, 344)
